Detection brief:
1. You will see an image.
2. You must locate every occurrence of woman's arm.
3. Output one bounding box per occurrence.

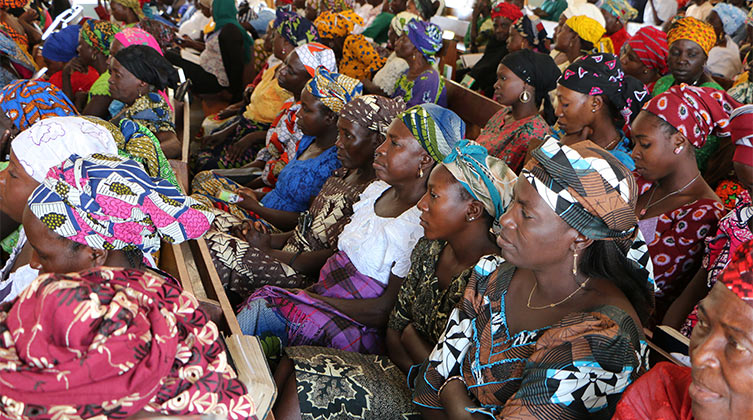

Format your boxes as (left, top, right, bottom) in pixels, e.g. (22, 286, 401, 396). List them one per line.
(386, 327, 414, 373)
(82, 95, 113, 119)
(156, 131, 181, 159)
(402, 323, 435, 364)
(236, 188, 300, 231)
(218, 24, 248, 102)
(662, 266, 709, 329)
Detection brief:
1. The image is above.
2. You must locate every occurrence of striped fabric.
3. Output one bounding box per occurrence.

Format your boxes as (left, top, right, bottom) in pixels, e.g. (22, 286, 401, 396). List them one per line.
(626, 26, 669, 75)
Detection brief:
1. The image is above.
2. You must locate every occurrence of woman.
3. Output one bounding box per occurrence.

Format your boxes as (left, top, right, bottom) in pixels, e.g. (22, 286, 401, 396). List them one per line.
(109, 0, 148, 24)
(706, 3, 746, 80)
(365, 11, 416, 97)
(273, 140, 517, 420)
(236, 104, 464, 355)
(70, 19, 119, 119)
(0, 0, 41, 52)
(553, 14, 609, 71)
(620, 26, 669, 93)
(506, 14, 549, 54)
(315, 10, 386, 80)
(599, 0, 636, 54)
(205, 95, 403, 302)
(476, 49, 559, 173)
(393, 19, 446, 107)
(554, 53, 648, 170)
(116, 118, 180, 188)
(109, 45, 181, 159)
(0, 29, 36, 88)
(414, 137, 655, 419)
(0, 116, 119, 302)
(614, 240, 753, 420)
(631, 84, 728, 323)
(195, 67, 359, 231)
(43, 25, 99, 104)
(313, 10, 362, 61)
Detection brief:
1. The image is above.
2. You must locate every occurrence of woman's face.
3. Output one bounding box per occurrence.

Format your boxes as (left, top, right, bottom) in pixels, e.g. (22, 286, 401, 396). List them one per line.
(630, 111, 678, 181)
(689, 283, 753, 420)
(0, 152, 39, 222)
(496, 174, 577, 268)
(668, 39, 707, 84)
(554, 85, 593, 135)
(335, 116, 379, 170)
(506, 26, 527, 53)
(298, 89, 334, 137)
(22, 206, 96, 274)
(111, 1, 138, 23)
(493, 16, 513, 42)
(109, 58, 145, 105)
(620, 43, 649, 80)
(273, 32, 295, 61)
(77, 32, 96, 65)
(373, 119, 429, 185)
(395, 33, 416, 60)
(601, 9, 622, 35)
(417, 165, 473, 240)
(493, 63, 526, 105)
(554, 24, 577, 52)
(277, 52, 311, 94)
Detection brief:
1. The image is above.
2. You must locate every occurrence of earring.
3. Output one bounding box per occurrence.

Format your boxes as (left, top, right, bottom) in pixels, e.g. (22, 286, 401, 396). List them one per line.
(466, 216, 476, 222)
(673, 146, 684, 155)
(418, 167, 424, 178)
(519, 90, 531, 103)
(572, 250, 578, 276)
(591, 108, 596, 113)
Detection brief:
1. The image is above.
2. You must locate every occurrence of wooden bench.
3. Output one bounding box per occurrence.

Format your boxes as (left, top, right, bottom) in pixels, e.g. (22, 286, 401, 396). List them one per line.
(644, 326, 689, 367)
(445, 78, 502, 139)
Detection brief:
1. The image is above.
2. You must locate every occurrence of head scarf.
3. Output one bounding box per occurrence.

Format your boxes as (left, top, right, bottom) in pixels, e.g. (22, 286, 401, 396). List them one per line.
(275, 9, 319, 47)
(305, 66, 363, 113)
(112, 0, 147, 18)
(559, 53, 650, 127)
(0, 80, 79, 132)
(625, 26, 669, 75)
(80, 19, 120, 56)
(41, 24, 80, 63)
(340, 95, 405, 136)
(114, 27, 163, 54)
(117, 118, 180, 188)
(0, 267, 257, 420)
(211, 0, 253, 62)
(28, 154, 215, 254)
(513, 14, 548, 54)
(10, 116, 118, 182)
(114, 45, 179, 91)
(563, 0, 606, 27)
(523, 136, 655, 289)
(501, 49, 560, 104)
(321, 0, 355, 13)
(293, 42, 338, 76)
(490, 0, 523, 21)
(0, 0, 26, 8)
(565, 15, 606, 45)
(666, 16, 716, 56)
(643, 84, 744, 149)
(314, 10, 363, 39)
(712, 3, 747, 36)
(400, 103, 465, 162)
(406, 19, 443, 64)
(731, 105, 753, 167)
(390, 11, 419, 37)
(599, 0, 637, 21)
(443, 140, 516, 221)
(719, 239, 753, 303)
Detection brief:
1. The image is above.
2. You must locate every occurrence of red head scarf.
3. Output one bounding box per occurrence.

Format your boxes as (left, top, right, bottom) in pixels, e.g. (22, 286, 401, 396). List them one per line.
(626, 26, 669, 75)
(491, 0, 523, 21)
(720, 239, 753, 303)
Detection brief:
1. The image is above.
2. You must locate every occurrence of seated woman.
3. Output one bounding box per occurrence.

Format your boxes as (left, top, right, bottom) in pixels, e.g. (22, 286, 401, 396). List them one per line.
(476, 49, 559, 173)
(413, 137, 655, 419)
(598, 0, 636, 54)
(554, 53, 648, 170)
(506, 14, 549, 54)
(619, 26, 669, 94)
(393, 19, 446, 107)
(71, 19, 120, 119)
(237, 103, 464, 355)
(205, 95, 404, 301)
(631, 84, 729, 324)
(315, 10, 386, 81)
(109, 45, 181, 159)
(272, 140, 516, 420)
(614, 240, 753, 420)
(193, 66, 360, 231)
(364, 12, 416, 97)
(0, 117, 119, 302)
(551, 12, 606, 72)
(313, 10, 363, 62)
(0, 29, 36, 89)
(0, 0, 42, 53)
(706, 3, 746, 81)
(42, 25, 99, 106)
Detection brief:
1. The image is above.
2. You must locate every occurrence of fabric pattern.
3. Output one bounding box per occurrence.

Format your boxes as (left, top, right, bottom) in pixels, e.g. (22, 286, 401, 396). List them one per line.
(718, 237, 753, 301)
(191, 171, 257, 220)
(405, 19, 443, 64)
(340, 94, 404, 136)
(600, 0, 638, 21)
(314, 10, 363, 38)
(566, 15, 606, 45)
(712, 3, 747, 35)
(258, 99, 303, 186)
(275, 8, 319, 46)
(81, 19, 120, 55)
(372, 53, 408, 96)
(115, 27, 163, 53)
(513, 15, 548, 54)
(0, 267, 257, 420)
(117, 118, 179, 187)
(491, 1, 523, 20)
(731, 105, 753, 166)
(114, 91, 176, 135)
(612, 362, 693, 420)
(476, 107, 552, 173)
(304, 66, 363, 113)
(390, 11, 418, 36)
(340, 34, 387, 80)
(393, 68, 447, 107)
(0, 79, 78, 131)
(113, 0, 147, 18)
(0, 21, 28, 48)
(0, 0, 27, 8)
(666, 16, 716, 55)
(41, 24, 80, 62)
(399, 103, 464, 162)
(295, 42, 338, 76)
(625, 26, 669, 76)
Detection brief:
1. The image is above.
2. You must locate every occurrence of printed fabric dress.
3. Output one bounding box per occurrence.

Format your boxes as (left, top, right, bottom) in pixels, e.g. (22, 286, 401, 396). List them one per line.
(284, 238, 472, 420)
(393, 68, 447, 108)
(412, 256, 648, 419)
(475, 107, 553, 173)
(112, 92, 176, 137)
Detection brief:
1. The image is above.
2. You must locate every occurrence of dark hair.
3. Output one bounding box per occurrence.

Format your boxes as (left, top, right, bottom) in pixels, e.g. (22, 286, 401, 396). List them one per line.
(580, 240, 654, 324)
(114, 45, 180, 91)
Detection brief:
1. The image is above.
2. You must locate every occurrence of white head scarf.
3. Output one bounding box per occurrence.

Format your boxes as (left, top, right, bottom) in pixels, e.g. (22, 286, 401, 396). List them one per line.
(10, 116, 119, 183)
(563, 0, 606, 27)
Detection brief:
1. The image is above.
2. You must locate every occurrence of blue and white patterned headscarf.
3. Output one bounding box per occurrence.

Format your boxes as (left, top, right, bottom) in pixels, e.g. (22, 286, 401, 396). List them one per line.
(712, 3, 747, 35)
(400, 103, 465, 162)
(406, 19, 443, 64)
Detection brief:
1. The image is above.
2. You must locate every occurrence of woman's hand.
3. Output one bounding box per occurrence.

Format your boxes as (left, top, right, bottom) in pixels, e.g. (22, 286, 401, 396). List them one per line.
(236, 187, 262, 211)
(63, 57, 88, 75)
(232, 219, 273, 250)
(19, 8, 38, 23)
(217, 102, 242, 120)
(226, 133, 263, 162)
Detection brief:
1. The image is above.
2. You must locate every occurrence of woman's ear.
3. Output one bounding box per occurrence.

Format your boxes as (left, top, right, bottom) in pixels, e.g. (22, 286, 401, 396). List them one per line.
(466, 199, 485, 223)
(91, 248, 109, 267)
(671, 130, 690, 151)
(419, 153, 434, 175)
(591, 95, 605, 114)
(571, 233, 594, 253)
(325, 109, 338, 126)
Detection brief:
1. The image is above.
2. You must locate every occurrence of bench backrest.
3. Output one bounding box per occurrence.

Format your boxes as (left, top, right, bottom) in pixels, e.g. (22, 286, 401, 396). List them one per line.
(445, 78, 502, 139)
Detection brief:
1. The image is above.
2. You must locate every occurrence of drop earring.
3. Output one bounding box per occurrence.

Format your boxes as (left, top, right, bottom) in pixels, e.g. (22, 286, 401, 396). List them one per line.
(519, 90, 531, 103)
(418, 167, 424, 178)
(572, 250, 578, 276)
(673, 146, 684, 155)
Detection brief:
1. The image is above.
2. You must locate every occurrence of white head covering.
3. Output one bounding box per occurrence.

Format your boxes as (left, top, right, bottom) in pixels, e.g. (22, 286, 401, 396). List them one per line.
(10, 116, 119, 183)
(563, 0, 606, 27)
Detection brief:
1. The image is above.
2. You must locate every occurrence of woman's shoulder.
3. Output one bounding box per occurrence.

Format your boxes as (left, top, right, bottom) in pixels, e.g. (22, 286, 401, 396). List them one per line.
(666, 198, 725, 222)
(542, 304, 646, 349)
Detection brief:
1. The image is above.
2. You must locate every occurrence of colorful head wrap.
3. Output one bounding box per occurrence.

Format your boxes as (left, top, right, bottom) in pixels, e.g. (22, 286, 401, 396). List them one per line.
(0, 267, 257, 419)
(339, 95, 405, 136)
(112, 0, 148, 18)
(275, 9, 319, 47)
(719, 239, 753, 303)
(563, 0, 606, 27)
(625, 26, 669, 75)
(294, 42, 338, 76)
(443, 140, 516, 221)
(314, 10, 363, 39)
(390, 11, 419, 37)
(523, 136, 655, 289)
(406, 19, 443, 64)
(501, 49, 560, 105)
(80, 19, 120, 56)
(114, 27, 163, 54)
(400, 104, 465, 162)
(730, 105, 753, 167)
(27, 154, 215, 254)
(565, 15, 606, 45)
(490, 0, 523, 21)
(712, 3, 747, 36)
(642, 84, 743, 149)
(41, 24, 80, 63)
(0, 80, 79, 132)
(117, 118, 180, 188)
(304, 66, 363, 113)
(666, 16, 716, 56)
(513, 14, 549, 54)
(10, 117, 118, 183)
(559, 53, 649, 127)
(599, 0, 637, 21)
(0, 0, 27, 8)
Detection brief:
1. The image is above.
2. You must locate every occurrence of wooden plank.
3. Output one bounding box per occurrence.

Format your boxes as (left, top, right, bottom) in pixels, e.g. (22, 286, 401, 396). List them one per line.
(445, 79, 502, 139)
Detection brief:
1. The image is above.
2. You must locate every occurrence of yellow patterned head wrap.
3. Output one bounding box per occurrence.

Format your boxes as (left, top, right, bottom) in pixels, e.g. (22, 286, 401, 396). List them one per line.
(565, 15, 606, 45)
(304, 66, 364, 113)
(314, 10, 364, 39)
(112, 0, 145, 19)
(667, 16, 716, 55)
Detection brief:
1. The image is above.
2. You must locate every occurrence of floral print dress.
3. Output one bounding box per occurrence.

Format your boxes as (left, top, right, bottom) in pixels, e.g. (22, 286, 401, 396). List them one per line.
(475, 107, 553, 173)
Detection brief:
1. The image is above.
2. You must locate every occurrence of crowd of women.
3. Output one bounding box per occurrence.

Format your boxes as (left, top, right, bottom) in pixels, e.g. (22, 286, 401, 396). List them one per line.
(0, 0, 753, 417)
